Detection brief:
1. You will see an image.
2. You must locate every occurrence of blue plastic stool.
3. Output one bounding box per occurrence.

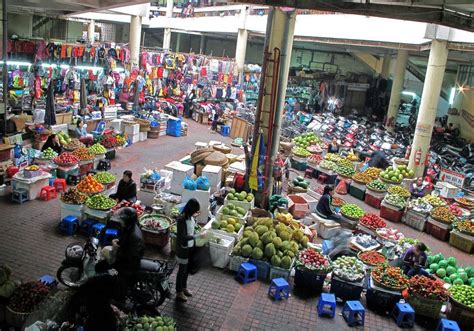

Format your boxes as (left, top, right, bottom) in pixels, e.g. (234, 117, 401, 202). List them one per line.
(268, 278, 290, 300)
(49, 178, 55, 186)
(60, 216, 79, 236)
(342, 300, 365, 326)
(237, 262, 257, 284)
(437, 319, 460, 331)
(317, 293, 337, 318)
(392, 302, 415, 328)
(102, 228, 119, 245)
(11, 188, 29, 204)
(220, 125, 230, 137)
(91, 223, 106, 236)
(39, 275, 57, 286)
(80, 219, 97, 236)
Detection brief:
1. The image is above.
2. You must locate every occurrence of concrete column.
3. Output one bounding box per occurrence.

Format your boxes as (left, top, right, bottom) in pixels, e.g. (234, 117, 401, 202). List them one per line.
(235, 6, 249, 83)
(381, 55, 391, 79)
(409, 40, 449, 177)
(163, 0, 173, 50)
(129, 15, 142, 67)
(199, 35, 206, 54)
(176, 33, 181, 52)
(88, 20, 95, 43)
(385, 50, 408, 131)
(250, 8, 296, 202)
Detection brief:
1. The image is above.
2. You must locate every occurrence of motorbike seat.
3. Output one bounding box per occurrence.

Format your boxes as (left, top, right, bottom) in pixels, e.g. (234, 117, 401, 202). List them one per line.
(139, 259, 162, 272)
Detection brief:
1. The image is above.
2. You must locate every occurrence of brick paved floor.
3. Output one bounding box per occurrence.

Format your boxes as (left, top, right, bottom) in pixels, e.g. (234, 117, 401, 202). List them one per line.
(0, 120, 470, 330)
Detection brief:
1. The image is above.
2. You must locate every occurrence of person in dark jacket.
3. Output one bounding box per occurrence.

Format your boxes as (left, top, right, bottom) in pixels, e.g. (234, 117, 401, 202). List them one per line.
(328, 138, 339, 154)
(402, 242, 429, 277)
(368, 150, 390, 169)
(175, 198, 205, 302)
(42, 134, 62, 154)
(316, 185, 341, 222)
(110, 170, 137, 202)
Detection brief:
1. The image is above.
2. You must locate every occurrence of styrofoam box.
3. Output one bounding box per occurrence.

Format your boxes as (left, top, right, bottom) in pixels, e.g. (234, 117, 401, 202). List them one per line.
(165, 162, 195, 195)
(139, 131, 147, 142)
(224, 195, 254, 212)
(182, 188, 210, 224)
(209, 140, 222, 146)
(195, 142, 208, 150)
(208, 232, 235, 269)
(110, 119, 124, 133)
(125, 124, 139, 135)
(131, 133, 140, 144)
(202, 165, 223, 193)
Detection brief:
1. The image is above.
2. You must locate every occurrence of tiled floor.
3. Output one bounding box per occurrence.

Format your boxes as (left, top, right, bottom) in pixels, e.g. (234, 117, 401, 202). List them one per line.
(0, 120, 469, 330)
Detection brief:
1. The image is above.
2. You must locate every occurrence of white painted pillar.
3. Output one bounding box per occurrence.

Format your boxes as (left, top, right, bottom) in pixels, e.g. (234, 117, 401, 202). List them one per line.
(409, 40, 449, 177)
(88, 20, 95, 43)
(381, 55, 391, 79)
(385, 50, 408, 131)
(163, 0, 173, 50)
(129, 15, 142, 67)
(235, 6, 249, 83)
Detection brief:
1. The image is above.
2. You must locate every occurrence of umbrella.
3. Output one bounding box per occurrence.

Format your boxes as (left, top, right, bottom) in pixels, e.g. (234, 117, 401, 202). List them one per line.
(44, 80, 56, 126)
(79, 77, 87, 116)
(249, 132, 265, 191)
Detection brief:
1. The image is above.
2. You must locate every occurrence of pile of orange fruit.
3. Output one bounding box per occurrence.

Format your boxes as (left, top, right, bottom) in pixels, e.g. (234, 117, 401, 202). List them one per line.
(76, 175, 104, 194)
(72, 147, 94, 161)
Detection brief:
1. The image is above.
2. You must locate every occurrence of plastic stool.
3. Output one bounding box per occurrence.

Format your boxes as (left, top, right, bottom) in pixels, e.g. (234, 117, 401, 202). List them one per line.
(91, 223, 106, 236)
(12, 188, 29, 204)
(317, 293, 336, 318)
(437, 319, 460, 331)
(40, 186, 57, 201)
(49, 178, 55, 186)
(318, 174, 329, 184)
(60, 216, 79, 235)
(268, 278, 290, 300)
(80, 219, 97, 236)
(102, 228, 119, 245)
(39, 275, 57, 286)
(304, 168, 313, 179)
(392, 302, 415, 328)
(220, 125, 230, 137)
(54, 178, 67, 192)
(97, 160, 111, 171)
(342, 300, 365, 327)
(237, 262, 257, 284)
(67, 174, 81, 186)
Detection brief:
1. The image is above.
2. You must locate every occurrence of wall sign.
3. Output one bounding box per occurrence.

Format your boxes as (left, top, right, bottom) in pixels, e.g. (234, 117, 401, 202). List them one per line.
(440, 167, 465, 187)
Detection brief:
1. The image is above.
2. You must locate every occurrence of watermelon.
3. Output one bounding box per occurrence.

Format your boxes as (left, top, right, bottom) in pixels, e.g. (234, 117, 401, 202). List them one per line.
(426, 269, 432, 274)
(427, 256, 434, 265)
(449, 274, 458, 282)
(447, 257, 457, 266)
(430, 263, 439, 272)
(438, 260, 448, 269)
(469, 277, 474, 284)
(436, 268, 447, 278)
(443, 276, 451, 284)
(466, 266, 474, 278)
(459, 272, 468, 283)
(447, 266, 457, 276)
(453, 278, 464, 286)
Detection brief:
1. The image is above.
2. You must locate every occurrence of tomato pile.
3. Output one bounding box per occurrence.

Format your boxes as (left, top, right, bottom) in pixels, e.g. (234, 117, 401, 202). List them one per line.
(358, 251, 386, 266)
(331, 197, 346, 207)
(112, 200, 145, 217)
(372, 266, 408, 289)
(359, 213, 386, 230)
(448, 204, 465, 217)
(409, 275, 448, 301)
(296, 248, 331, 273)
(53, 152, 79, 166)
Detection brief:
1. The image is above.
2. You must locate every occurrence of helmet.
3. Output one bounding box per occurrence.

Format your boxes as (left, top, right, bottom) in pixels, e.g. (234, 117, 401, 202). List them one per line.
(65, 243, 84, 262)
(116, 207, 138, 228)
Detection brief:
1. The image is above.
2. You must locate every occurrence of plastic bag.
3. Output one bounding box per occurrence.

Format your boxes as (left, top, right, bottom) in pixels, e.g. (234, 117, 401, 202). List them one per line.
(335, 180, 347, 195)
(196, 176, 210, 191)
(183, 176, 197, 190)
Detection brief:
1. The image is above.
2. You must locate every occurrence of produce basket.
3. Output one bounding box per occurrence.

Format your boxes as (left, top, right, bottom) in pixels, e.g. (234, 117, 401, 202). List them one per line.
(371, 275, 407, 292)
(249, 259, 271, 280)
(430, 213, 455, 225)
(448, 296, 474, 327)
(229, 254, 249, 272)
(5, 306, 31, 328)
(139, 214, 172, 248)
(453, 197, 474, 210)
(340, 211, 360, 222)
(288, 182, 307, 194)
(357, 251, 386, 267)
(294, 267, 327, 292)
(366, 187, 387, 194)
(269, 259, 294, 281)
(394, 158, 409, 166)
(407, 294, 444, 319)
(136, 118, 151, 132)
(379, 176, 401, 185)
(209, 233, 235, 269)
(351, 177, 370, 185)
(330, 274, 365, 302)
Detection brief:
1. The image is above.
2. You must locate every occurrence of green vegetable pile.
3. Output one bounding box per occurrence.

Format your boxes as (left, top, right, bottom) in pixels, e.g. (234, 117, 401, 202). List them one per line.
(124, 314, 176, 331)
(292, 146, 311, 157)
(336, 164, 355, 177)
(292, 132, 319, 148)
(380, 165, 414, 183)
(341, 203, 365, 220)
(426, 253, 474, 287)
(39, 147, 58, 159)
(85, 194, 117, 210)
(221, 203, 247, 218)
(384, 194, 406, 209)
(449, 285, 474, 308)
(292, 176, 309, 189)
(366, 179, 387, 192)
(227, 188, 254, 202)
(89, 143, 107, 155)
(93, 171, 116, 184)
(319, 160, 336, 171)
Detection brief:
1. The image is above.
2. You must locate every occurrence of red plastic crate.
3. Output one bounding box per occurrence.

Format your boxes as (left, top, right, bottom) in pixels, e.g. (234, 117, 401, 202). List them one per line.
(380, 203, 403, 223)
(426, 218, 450, 242)
(365, 192, 383, 209)
(0, 146, 12, 162)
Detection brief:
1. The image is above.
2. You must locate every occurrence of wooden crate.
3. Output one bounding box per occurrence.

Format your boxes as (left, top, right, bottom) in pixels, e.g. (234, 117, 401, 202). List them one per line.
(56, 112, 73, 124)
(230, 117, 252, 141)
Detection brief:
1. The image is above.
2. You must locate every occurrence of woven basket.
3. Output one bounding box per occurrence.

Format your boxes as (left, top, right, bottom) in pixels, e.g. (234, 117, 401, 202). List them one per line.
(139, 215, 172, 248)
(288, 182, 307, 194)
(204, 151, 228, 166)
(213, 144, 232, 154)
(5, 306, 31, 328)
(136, 118, 151, 132)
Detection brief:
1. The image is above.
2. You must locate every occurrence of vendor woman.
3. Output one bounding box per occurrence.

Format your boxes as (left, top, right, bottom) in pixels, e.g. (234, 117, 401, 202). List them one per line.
(401, 242, 429, 277)
(75, 119, 94, 146)
(316, 185, 341, 222)
(410, 177, 427, 198)
(42, 134, 62, 154)
(327, 138, 339, 153)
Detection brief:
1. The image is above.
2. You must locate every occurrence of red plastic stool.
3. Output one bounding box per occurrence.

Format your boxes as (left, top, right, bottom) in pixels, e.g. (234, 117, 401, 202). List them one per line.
(304, 169, 313, 179)
(40, 186, 57, 201)
(318, 175, 328, 184)
(53, 178, 67, 192)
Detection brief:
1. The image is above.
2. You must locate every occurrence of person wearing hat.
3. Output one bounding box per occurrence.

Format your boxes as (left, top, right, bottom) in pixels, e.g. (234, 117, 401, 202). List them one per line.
(175, 198, 206, 302)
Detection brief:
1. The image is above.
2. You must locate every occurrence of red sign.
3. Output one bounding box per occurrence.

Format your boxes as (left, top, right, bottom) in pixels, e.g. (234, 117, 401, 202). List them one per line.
(440, 168, 465, 187)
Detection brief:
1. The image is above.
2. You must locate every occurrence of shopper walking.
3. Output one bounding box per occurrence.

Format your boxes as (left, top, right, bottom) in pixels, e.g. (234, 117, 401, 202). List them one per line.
(175, 198, 205, 302)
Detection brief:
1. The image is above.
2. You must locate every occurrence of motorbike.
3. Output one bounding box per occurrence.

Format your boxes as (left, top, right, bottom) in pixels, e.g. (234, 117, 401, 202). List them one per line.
(57, 237, 176, 310)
